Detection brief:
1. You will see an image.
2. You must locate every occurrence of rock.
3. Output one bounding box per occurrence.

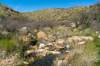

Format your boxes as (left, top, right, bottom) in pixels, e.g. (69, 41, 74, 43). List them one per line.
(56, 39, 65, 44)
(70, 23, 76, 28)
(55, 39, 66, 49)
(96, 31, 99, 34)
(37, 31, 48, 40)
(18, 27, 36, 45)
(66, 44, 71, 51)
(25, 50, 37, 58)
(67, 36, 94, 45)
(81, 36, 94, 41)
(98, 35, 100, 39)
(47, 43, 53, 46)
(25, 50, 35, 55)
(78, 41, 86, 45)
(36, 49, 47, 56)
(66, 44, 70, 49)
(39, 43, 46, 48)
(19, 27, 29, 34)
(23, 61, 29, 65)
(18, 27, 29, 43)
(1, 30, 9, 36)
(48, 51, 61, 55)
(55, 60, 63, 66)
(69, 36, 93, 41)
(46, 43, 56, 51)
(65, 50, 70, 53)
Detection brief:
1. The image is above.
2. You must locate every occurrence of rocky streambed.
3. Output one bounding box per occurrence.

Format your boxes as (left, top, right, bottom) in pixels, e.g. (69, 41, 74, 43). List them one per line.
(0, 26, 99, 66)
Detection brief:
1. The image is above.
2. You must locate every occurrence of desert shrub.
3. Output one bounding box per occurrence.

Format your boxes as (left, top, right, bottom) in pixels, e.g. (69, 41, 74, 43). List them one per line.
(0, 38, 17, 52)
(95, 61, 100, 66)
(93, 37, 100, 66)
(80, 28, 97, 36)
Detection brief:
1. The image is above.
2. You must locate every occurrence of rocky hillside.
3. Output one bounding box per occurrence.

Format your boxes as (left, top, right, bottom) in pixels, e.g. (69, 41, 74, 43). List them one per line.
(0, 4, 33, 31)
(23, 4, 100, 30)
(0, 4, 100, 31)
(0, 3, 100, 66)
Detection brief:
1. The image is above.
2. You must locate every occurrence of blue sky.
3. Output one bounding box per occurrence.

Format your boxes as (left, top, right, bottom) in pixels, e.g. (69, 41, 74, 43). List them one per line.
(0, 0, 98, 12)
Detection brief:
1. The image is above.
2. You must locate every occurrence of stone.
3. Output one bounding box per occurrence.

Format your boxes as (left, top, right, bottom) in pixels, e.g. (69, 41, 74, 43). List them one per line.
(18, 27, 36, 45)
(96, 31, 99, 34)
(56, 60, 63, 66)
(19, 27, 29, 34)
(36, 31, 48, 40)
(25, 50, 35, 55)
(1, 31, 9, 36)
(39, 43, 46, 48)
(56, 39, 65, 44)
(36, 49, 47, 56)
(65, 50, 70, 53)
(47, 43, 53, 46)
(48, 51, 61, 55)
(98, 35, 100, 39)
(55, 39, 66, 49)
(81, 36, 94, 41)
(67, 36, 94, 45)
(23, 61, 29, 65)
(66, 44, 71, 50)
(66, 44, 70, 49)
(70, 23, 76, 28)
(78, 41, 86, 45)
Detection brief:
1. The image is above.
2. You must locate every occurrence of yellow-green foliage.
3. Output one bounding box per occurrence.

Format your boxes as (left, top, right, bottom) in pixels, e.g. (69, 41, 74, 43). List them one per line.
(0, 10, 6, 17)
(0, 38, 16, 50)
(24, 6, 90, 22)
(93, 37, 100, 66)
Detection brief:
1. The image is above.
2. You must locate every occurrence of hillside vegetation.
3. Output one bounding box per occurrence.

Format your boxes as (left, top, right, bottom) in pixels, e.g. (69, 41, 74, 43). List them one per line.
(0, 4, 100, 30)
(0, 3, 100, 66)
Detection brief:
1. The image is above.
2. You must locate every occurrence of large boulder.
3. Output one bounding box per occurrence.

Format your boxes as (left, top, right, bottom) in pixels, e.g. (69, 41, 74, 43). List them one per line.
(67, 36, 94, 45)
(36, 31, 48, 40)
(55, 39, 66, 49)
(19, 27, 29, 35)
(18, 27, 37, 45)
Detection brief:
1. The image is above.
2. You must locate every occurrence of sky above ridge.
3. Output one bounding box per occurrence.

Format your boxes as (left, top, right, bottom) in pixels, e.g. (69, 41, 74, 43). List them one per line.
(0, 0, 98, 12)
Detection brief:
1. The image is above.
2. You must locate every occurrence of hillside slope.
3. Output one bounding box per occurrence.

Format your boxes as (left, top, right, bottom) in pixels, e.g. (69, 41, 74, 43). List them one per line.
(24, 4, 100, 30)
(0, 4, 100, 31)
(0, 3, 100, 66)
(0, 4, 33, 31)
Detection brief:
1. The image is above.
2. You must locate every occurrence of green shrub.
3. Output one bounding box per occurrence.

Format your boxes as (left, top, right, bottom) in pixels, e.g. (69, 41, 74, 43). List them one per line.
(0, 38, 17, 52)
(93, 37, 100, 66)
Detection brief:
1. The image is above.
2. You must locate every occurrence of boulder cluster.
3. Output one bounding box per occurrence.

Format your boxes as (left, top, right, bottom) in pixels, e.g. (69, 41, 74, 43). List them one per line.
(0, 26, 98, 66)
(16, 26, 95, 66)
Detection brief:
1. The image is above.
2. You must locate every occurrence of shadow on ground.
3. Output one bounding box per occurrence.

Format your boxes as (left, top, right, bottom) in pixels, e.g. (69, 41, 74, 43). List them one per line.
(29, 54, 56, 66)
